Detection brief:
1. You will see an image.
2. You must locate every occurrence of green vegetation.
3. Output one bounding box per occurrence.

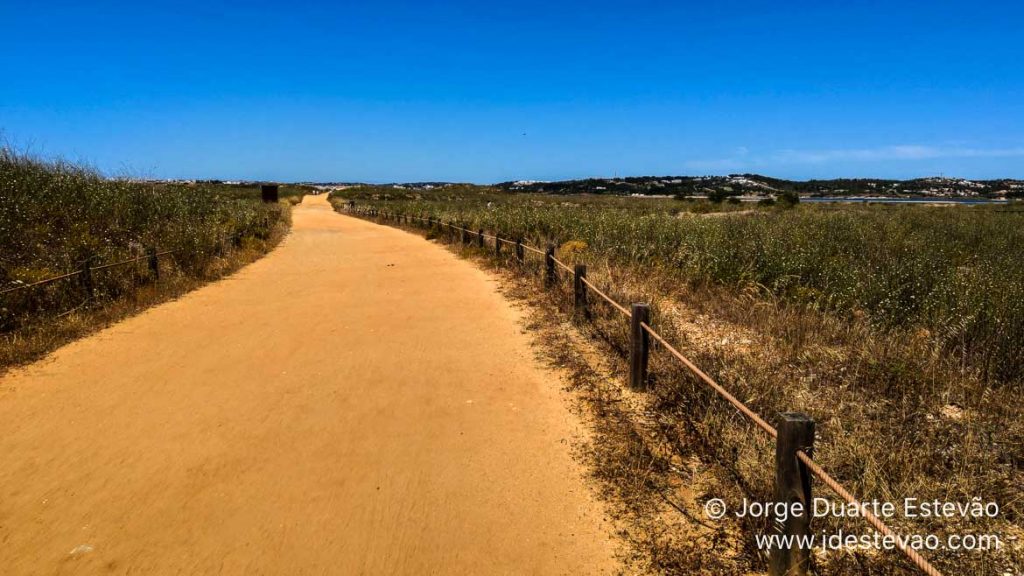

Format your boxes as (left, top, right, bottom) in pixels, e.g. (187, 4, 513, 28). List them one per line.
(338, 185, 1021, 382)
(331, 185, 1023, 575)
(0, 148, 302, 367)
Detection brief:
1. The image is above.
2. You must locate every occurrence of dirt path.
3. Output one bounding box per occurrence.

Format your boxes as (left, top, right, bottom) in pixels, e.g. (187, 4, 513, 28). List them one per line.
(0, 195, 619, 575)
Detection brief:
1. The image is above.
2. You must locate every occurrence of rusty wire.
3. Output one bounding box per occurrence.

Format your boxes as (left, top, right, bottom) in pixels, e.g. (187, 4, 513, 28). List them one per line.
(640, 321, 779, 438)
(0, 269, 84, 296)
(1, 231, 242, 298)
(796, 451, 945, 576)
(91, 254, 150, 271)
(551, 256, 574, 274)
(638, 319, 944, 575)
(580, 276, 631, 318)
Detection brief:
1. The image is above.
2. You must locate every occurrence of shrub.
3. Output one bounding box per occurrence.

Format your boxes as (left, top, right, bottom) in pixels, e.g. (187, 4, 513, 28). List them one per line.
(777, 190, 800, 207)
(707, 189, 729, 203)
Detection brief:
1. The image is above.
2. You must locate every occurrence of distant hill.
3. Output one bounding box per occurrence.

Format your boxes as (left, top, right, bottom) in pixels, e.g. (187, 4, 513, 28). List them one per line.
(492, 174, 1024, 198)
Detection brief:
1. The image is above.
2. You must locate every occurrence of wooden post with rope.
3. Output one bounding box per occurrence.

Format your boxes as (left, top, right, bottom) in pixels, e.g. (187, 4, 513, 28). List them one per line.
(769, 413, 815, 576)
(147, 246, 159, 280)
(544, 245, 555, 286)
(629, 303, 650, 390)
(80, 257, 95, 300)
(574, 264, 588, 318)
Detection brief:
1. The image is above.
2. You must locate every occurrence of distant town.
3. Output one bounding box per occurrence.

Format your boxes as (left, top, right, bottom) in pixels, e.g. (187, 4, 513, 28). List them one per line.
(146, 174, 1024, 200)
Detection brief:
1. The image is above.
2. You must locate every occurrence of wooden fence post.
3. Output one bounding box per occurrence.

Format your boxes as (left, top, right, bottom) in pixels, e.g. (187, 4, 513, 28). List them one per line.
(477, 229, 484, 248)
(769, 413, 815, 576)
(461, 227, 469, 245)
(81, 257, 94, 300)
(544, 245, 555, 286)
(147, 246, 159, 280)
(515, 239, 525, 263)
(574, 264, 588, 318)
(629, 303, 650, 390)
(495, 234, 502, 257)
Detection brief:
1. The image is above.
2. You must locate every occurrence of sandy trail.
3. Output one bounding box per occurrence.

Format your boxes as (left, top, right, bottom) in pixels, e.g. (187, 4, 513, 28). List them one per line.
(0, 195, 618, 575)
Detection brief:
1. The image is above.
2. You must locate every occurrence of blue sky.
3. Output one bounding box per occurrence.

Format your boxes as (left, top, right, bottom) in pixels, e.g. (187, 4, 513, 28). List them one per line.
(3, 0, 1023, 182)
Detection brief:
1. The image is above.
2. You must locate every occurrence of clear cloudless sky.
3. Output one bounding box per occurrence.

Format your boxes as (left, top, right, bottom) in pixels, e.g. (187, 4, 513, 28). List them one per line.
(2, 0, 1023, 182)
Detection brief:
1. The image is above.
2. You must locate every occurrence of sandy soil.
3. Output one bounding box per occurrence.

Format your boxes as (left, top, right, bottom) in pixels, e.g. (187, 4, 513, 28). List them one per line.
(0, 195, 619, 575)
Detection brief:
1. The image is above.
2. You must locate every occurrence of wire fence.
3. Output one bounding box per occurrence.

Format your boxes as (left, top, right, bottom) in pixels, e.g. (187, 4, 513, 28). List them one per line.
(0, 231, 246, 321)
(349, 205, 946, 576)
